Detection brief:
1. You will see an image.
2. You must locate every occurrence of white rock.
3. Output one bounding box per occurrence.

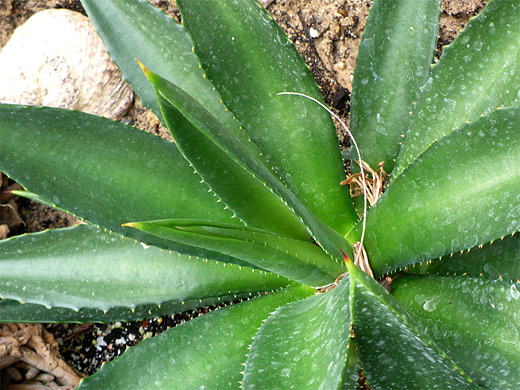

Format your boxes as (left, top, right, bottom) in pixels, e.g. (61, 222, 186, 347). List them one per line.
(0, 9, 133, 119)
(258, 0, 275, 8)
(309, 27, 319, 39)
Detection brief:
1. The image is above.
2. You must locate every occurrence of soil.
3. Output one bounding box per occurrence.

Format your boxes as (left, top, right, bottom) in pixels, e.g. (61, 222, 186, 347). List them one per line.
(0, 0, 487, 386)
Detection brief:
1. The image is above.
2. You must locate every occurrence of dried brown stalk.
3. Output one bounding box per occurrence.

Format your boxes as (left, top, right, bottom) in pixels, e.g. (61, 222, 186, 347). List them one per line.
(353, 242, 374, 278)
(342, 160, 388, 207)
(0, 323, 83, 389)
(341, 160, 387, 278)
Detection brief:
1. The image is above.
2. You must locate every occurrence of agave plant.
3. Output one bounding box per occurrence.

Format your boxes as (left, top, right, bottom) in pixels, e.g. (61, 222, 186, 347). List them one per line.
(1, 0, 519, 388)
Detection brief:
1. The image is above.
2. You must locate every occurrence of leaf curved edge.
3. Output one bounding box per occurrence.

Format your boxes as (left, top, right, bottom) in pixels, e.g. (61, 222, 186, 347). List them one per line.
(392, 274, 520, 389)
(77, 284, 314, 389)
(0, 225, 291, 322)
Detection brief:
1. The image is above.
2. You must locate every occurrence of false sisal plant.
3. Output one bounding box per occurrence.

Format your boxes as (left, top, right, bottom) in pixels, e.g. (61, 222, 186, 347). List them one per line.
(1, 0, 519, 388)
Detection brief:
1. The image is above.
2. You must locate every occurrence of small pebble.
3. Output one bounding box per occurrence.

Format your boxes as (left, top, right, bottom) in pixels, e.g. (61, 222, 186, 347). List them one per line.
(258, 0, 275, 8)
(115, 337, 127, 346)
(96, 336, 107, 347)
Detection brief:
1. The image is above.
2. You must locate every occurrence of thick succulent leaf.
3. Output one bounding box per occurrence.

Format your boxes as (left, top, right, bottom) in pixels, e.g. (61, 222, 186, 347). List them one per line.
(177, 0, 358, 235)
(81, 0, 243, 136)
(0, 104, 243, 260)
(146, 66, 309, 241)
(392, 274, 520, 389)
(347, 261, 477, 389)
(341, 338, 362, 390)
(0, 299, 202, 324)
(0, 225, 291, 322)
(127, 220, 345, 287)
(393, 0, 520, 181)
(7, 191, 56, 209)
(350, 0, 441, 173)
(349, 107, 520, 276)
(144, 69, 353, 261)
(407, 233, 520, 282)
(77, 284, 314, 389)
(242, 274, 351, 389)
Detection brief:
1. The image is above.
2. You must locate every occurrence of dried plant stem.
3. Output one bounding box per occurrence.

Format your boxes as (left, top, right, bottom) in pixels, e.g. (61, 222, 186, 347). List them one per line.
(353, 242, 373, 278)
(0, 324, 83, 389)
(342, 160, 388, 207)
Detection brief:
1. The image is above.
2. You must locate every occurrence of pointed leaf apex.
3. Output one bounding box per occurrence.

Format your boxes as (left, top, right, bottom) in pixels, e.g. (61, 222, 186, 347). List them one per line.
(135, 59, 150, 77)
(122, 222, 139, 228)
(340, 250, 351, 265)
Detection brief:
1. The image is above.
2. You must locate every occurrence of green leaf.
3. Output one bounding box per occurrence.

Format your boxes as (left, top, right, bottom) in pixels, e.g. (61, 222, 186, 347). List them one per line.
(341, 338, 362, 390)
(347, 262, 477, 389)
(350, 0, 441, 173)
(349, 107, 520, 276)
(177, 0, 358, 235)
(392, 274, 520, 389)
(407, 233, 520, 282)
(0, 105, 240, 259)
(81, 0, 241, 133)
(392, 0, 520, 181)
(77, 284, 314, 389)
(0, 225, 291, 322)
(0, 299, 191, 324)
(242, 275, 351, 389)
(145, 65, 309, 241)
(7, 190, 58, 209)
(144, 69, 353, 261)
(127, 220, 345, 287)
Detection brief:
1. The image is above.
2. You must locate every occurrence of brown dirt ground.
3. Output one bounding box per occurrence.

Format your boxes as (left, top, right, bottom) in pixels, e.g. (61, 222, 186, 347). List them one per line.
(0, 0, 487, 382)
